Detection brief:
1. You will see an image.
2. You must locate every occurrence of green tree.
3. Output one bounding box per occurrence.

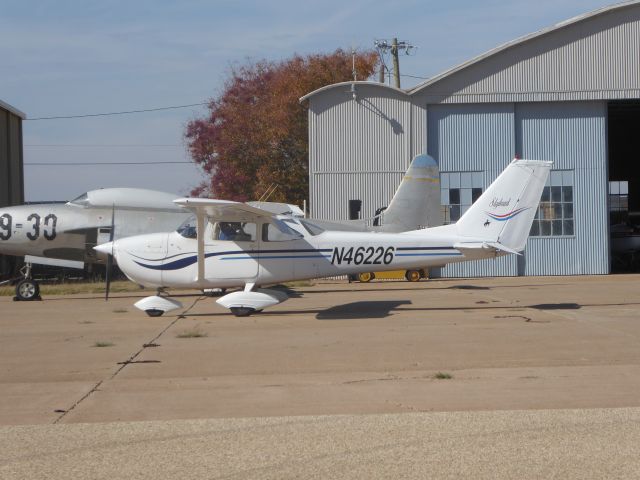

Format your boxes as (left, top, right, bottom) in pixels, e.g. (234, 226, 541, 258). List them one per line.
(185, 49, 378, 204)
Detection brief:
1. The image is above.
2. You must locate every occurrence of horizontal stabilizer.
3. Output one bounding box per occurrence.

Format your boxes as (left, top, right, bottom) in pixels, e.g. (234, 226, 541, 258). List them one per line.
(453, 241, 523, 256)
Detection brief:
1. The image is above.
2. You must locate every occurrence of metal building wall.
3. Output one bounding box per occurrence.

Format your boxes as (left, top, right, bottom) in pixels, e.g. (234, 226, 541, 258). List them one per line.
(304, 2, 638, 278)
(308, 83, 426, 221)
(0, 103, 25, 277)
(426, 101, 608, 277)
(427, 103, 518, 277)
(0, 106, 24, 206)
(413, 3, 640, 104)
(516, 101, 609, 275)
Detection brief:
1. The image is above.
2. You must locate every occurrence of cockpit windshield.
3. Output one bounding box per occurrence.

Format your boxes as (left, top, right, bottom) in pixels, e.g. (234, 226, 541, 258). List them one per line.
(177, 215, 197, 239)
(299, 219, 325, 236)
(68, 192, 89, 206)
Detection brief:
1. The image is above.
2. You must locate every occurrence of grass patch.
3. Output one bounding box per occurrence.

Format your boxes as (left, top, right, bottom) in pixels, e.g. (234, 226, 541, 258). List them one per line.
(176, 329, 207, 339)
(93, 341, 114, 348)
(282, 280, 314, 288)
(0, 280, 150, 297)
(433, 372, 453, 380)
(112, 308, 128, 313)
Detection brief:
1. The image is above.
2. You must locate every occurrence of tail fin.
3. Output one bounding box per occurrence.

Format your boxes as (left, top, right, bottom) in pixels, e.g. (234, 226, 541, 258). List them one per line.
(455, 159, 552, 252)
(382, 154, 442, 232)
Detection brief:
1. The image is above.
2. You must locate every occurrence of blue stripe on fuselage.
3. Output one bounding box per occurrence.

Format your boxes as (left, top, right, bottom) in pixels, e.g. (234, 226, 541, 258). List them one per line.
(133, 248, 332, 270)
(132, 246, 458, 271)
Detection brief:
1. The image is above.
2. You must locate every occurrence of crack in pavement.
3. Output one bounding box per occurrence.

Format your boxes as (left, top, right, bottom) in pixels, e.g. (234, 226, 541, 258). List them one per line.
(52, 296, 205, 424)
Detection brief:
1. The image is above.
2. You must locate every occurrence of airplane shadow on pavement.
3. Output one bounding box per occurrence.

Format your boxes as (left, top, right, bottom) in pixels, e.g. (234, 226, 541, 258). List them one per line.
(315, 300, 412, 320)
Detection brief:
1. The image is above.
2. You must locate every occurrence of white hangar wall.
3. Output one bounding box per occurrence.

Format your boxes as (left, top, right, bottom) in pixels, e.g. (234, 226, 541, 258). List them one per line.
(303, 1, 640, 277)
(306, 83, 426, 221)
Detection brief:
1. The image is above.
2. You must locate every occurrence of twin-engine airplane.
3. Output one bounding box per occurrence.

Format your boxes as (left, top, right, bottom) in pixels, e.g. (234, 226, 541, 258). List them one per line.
(0, 188, 192, 300)
(96, 159, 552, 317)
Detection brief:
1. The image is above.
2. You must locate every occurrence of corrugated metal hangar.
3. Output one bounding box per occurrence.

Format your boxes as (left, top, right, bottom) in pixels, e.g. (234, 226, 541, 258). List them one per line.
(0, 99, 25, 278)
(302, 1, 640, 277)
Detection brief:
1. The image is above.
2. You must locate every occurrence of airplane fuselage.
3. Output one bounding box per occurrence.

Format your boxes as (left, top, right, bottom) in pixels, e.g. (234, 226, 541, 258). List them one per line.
(111, 222, 492, 289)
(0, 203, 190, 263)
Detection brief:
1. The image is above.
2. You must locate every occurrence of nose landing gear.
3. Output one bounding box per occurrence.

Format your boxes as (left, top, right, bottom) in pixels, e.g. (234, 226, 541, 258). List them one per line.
(12, 263, 41, 301)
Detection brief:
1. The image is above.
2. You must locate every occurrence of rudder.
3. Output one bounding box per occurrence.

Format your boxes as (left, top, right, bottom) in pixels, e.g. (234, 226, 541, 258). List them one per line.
(455, 159, 552, 252)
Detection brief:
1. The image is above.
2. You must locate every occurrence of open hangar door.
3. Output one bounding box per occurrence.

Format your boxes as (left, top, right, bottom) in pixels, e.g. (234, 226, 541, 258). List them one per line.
(608, 101, 640, 271)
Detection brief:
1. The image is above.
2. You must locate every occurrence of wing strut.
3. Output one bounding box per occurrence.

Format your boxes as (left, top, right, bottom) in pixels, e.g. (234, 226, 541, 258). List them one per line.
(196, 211, 206, 284)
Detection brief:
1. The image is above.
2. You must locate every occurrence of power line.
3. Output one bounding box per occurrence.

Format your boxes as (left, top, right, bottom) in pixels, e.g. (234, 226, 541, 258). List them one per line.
(25, 144, 183, 147)
(25, 102, 209, 121)
(401, 73, 429, 80)
(25, 161, 192, 166)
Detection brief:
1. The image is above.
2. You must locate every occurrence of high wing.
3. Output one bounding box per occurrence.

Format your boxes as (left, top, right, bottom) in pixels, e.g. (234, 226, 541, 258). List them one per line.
(173, 198, 279, 284)
(174, 198, 277, 222)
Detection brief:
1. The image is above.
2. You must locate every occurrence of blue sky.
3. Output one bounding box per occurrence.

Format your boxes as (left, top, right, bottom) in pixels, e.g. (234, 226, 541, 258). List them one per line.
(1, 0, 615, 200)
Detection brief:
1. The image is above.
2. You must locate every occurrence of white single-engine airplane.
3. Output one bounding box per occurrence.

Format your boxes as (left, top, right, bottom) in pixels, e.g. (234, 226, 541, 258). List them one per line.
(0, 154, 441, 300)
(96, 159, 551, 317)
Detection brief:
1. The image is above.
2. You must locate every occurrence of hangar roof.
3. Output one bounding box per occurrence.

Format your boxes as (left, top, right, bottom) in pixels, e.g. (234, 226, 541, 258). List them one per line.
(300, 81, 406, 103)
(302, 0, 640, 104)
(408, 0, 640, 95)
(0, 99, 26, 119)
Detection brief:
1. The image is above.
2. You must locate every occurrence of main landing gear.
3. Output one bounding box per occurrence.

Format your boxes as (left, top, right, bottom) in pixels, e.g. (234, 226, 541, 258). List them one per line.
(133, 288, 184, 317)
(132, 284, 288, 317)
(13, 263, 41, 301)
(215, 283, 288, 317)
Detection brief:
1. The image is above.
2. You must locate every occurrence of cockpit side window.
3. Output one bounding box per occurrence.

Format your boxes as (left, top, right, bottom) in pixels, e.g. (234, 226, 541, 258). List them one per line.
(177, 215, 197, 239)
(213, 222, 256, 242)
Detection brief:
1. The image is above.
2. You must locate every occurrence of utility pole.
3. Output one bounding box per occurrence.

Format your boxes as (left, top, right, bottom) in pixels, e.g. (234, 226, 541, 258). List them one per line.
(374, 38, 416, 88)
(391, 38, 401, 88)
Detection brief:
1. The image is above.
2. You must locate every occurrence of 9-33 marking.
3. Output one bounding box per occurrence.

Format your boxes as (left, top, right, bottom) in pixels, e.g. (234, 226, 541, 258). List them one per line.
(331, 246, 394, 265)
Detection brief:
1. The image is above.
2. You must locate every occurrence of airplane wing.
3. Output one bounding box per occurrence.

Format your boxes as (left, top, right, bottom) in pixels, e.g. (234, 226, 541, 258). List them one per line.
(174, 198, 277, 222)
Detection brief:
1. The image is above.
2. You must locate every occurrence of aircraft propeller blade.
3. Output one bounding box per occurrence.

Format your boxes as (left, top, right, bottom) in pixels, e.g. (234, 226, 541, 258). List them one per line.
(105, 205, 115, 301)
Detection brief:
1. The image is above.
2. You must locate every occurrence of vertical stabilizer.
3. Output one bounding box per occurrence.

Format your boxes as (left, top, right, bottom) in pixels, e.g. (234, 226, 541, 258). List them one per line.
(381, 154, 442, 232)
(455, 159, 552, 252)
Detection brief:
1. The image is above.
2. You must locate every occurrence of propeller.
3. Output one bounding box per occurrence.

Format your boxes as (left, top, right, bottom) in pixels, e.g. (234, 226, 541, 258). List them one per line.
(105, 204, 115, 301)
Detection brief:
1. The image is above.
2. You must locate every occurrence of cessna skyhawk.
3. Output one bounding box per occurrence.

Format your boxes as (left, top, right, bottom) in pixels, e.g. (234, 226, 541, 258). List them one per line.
(96, 159, 552, 317)
(0, 154, 441, 300)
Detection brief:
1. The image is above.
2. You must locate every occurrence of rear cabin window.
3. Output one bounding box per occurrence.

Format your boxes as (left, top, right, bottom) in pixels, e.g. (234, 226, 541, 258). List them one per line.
(262, 220, 303, 242)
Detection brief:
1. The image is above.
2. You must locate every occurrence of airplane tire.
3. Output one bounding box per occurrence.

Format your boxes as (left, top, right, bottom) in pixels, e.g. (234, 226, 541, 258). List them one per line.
(405, 270, 422, 282)
(202, 288, 227, 297)
(357, 272, 375, 283)
(145, 309, 165, 317)
(230, 307, 255, 317)
(15, 279, 40, 301)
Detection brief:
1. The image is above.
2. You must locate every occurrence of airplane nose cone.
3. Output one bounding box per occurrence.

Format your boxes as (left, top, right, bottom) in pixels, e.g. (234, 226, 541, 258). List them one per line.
(94, 241, 114, 256)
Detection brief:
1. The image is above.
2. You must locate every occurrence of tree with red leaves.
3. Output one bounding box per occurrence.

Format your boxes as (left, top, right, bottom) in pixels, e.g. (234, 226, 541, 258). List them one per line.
(185, 49, 378, 204)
